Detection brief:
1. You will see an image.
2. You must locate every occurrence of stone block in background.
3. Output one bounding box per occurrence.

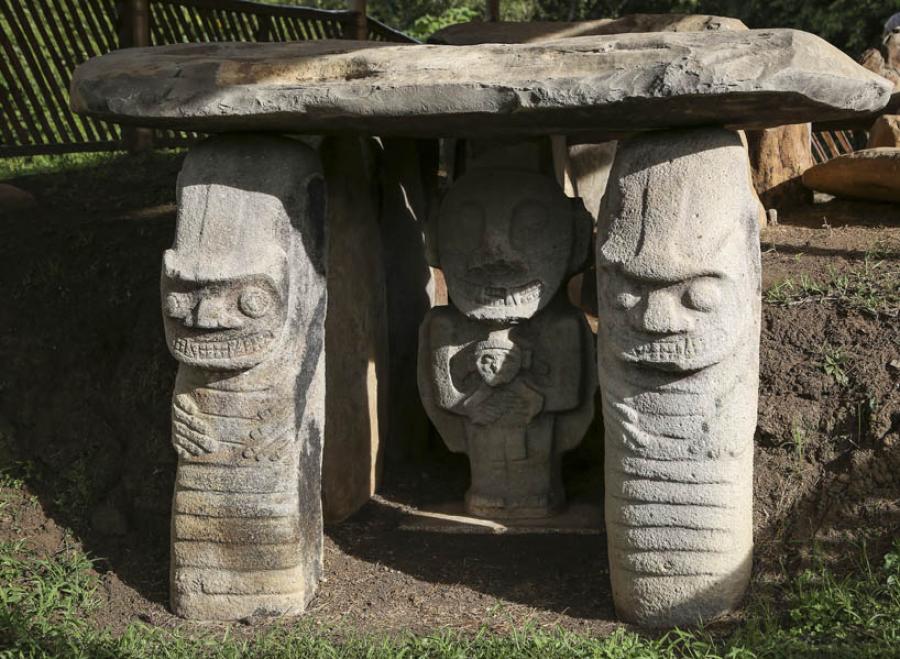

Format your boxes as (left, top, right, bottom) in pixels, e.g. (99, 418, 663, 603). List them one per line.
(867, 114, 900, 148)
(321, 136, 388, 523)
(746, 124, 814, 210)
(802, 147, 900, 203)
(378, 138, 439, 462)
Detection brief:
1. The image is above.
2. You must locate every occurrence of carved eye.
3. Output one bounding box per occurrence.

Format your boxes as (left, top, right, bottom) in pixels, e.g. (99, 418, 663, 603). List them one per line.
(510, 200, 549, 250)
(165, 293, 190, 319)
(614, 291, 641, 310)
(448, 202, 484, 250)
(684, 278, 723, 312)
(239, 287, 273, 318)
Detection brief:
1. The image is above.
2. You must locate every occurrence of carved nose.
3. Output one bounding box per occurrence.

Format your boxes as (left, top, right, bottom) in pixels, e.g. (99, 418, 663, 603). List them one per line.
(192, 298, 243, 330)
(640, 291, 691, 334)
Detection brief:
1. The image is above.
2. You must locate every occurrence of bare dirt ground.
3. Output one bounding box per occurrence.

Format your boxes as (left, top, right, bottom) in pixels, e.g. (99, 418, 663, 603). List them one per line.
(0, 154, 897, 639)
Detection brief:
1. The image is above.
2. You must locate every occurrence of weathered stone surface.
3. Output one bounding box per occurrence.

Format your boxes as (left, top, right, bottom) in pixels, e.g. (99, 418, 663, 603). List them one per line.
(746, 124, 814, 209)
(418, 162, 596, 519)
(70, 30, 891, 138)
(162, 134, 326, 620)
(321, 136, 387, 523)
(597, 128, 760, 627)
(867, 114, 900, 147)
(567, 142, 617, 220)
(860, 29, 900, 90)
(802, 147, 900, 203)
(429, 13, 747, 45)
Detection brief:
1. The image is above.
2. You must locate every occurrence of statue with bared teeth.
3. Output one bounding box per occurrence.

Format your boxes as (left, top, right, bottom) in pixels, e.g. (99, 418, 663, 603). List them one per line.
(418, 168, 596, 519)
(596, 128, 761, 627)
(161, 135, 327, 621)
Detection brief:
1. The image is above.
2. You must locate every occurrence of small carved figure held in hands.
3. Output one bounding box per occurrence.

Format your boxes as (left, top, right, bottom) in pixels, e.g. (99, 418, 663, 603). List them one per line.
(418, 168, 596, 519)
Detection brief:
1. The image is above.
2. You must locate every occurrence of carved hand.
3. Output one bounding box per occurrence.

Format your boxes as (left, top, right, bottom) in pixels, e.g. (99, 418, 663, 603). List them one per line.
(243, 405, 294, 462)
(171, 394, 216, 458)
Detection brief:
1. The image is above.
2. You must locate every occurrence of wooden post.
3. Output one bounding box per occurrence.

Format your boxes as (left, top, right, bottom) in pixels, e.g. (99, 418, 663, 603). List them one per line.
(351, 0, 368, 41)
(486, 0, 500, 22)
(123, 0, 153, 153)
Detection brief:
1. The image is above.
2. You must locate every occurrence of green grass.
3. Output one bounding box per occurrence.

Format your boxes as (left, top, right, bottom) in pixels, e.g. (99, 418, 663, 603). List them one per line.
(0, 152, 133, 181)
(764, 253, 900, 318)
(1, 526, 899, 658)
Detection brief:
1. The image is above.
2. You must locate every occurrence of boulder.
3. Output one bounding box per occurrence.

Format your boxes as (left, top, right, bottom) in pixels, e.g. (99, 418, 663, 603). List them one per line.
(0, 183, 36, 212)
(70, 30, 891, 138)
(429, 13, 748, 45)
(867, 114, 900, 147)
(802, 148, 900, 203)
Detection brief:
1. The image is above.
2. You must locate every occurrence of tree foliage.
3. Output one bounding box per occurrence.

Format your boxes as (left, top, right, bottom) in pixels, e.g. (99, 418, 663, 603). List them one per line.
(263, 0, 900, 52)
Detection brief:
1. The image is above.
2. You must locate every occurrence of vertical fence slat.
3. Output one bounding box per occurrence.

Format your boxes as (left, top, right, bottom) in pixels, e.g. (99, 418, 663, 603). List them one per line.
(1, 0, 414, 157)
(0, 3, 61, 143)
(18, 0, 94, 142)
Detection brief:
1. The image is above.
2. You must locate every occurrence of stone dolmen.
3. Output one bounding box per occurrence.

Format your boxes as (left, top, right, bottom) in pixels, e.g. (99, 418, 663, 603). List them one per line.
(71, 26, 890, 625)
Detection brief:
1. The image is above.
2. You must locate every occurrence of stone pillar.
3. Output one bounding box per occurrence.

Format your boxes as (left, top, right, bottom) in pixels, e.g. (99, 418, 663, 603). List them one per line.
(379, 138, 436, 462)
(596, 128, 760, 627)
(161, 135, 327, 620)
(418, 160, 596, 519)
(746, 124, 814, 209)
(321, 136, 388, 523)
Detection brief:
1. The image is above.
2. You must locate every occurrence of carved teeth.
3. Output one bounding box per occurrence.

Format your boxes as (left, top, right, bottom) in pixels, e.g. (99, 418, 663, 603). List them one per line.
(475, 280, 543, 306)
(173, 331, 275, 361)
(630, 336, 704, 361)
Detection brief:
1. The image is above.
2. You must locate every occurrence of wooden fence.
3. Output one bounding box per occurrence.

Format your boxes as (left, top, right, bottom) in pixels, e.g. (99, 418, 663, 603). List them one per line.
(0, 0, 415, 157)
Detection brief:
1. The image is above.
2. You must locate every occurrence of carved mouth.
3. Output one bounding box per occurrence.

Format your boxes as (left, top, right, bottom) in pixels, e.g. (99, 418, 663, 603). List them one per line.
(621, 334, 721, 368)
(172, 331, 275, 361)
(470, 280, 543, 307)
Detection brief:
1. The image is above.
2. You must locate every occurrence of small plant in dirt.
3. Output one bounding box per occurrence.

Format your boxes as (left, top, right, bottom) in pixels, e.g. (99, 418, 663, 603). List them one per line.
(764, 251, 900, 318)
(820, 344, 851, 388)
(786, 418, 811, 461)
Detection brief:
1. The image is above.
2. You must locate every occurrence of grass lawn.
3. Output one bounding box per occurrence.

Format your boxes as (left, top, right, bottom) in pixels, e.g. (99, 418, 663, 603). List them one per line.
(2, 463, 899, 658)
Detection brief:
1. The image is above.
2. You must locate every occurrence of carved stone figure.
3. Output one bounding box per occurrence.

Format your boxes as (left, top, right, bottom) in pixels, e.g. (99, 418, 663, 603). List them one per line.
(597, 128, 761, 627)
(418, 169, 596, 519)
(161, 135, 327, 620)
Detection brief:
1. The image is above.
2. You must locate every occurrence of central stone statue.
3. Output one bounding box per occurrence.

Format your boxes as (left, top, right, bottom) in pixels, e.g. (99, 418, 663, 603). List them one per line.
(418, 168, 596, 519)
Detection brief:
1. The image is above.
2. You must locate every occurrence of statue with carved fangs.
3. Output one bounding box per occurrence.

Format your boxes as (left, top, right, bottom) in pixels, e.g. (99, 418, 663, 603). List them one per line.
(161, 135, 327, 621)
(418, 169, 596, 519)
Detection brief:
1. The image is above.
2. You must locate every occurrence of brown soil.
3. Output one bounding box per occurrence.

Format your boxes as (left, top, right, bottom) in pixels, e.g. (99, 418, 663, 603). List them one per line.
(0, 154, 898, 639)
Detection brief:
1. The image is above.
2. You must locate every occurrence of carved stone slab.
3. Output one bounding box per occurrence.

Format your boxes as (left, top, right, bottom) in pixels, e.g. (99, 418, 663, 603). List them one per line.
(70, 30, 890, 138)
(429, 13, 748, 44)
(162, 135, 327, 620)
(596, 128, 760, 627)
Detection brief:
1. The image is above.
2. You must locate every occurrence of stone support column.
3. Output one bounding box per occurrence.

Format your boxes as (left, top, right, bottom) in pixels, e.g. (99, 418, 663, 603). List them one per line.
(161, 135, 327, 620)
(596, 128, 760, 627)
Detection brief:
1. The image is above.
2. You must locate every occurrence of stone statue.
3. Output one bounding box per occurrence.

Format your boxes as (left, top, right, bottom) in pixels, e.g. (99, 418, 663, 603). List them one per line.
(161, 135, 327, 620)
(596, 128, 761, 627)
(418, 169, 596, 519)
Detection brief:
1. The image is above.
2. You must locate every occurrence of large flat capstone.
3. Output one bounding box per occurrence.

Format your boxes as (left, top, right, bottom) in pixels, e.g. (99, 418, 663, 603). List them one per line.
(70, 30, 891, 138)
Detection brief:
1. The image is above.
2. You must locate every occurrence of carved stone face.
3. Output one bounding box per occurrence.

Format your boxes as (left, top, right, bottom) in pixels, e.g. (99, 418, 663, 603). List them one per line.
(436, 171, 583, 322)
(597, 129, 758, 372)
(162, 265, 288, 371)
(475, 344, 521, 387)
